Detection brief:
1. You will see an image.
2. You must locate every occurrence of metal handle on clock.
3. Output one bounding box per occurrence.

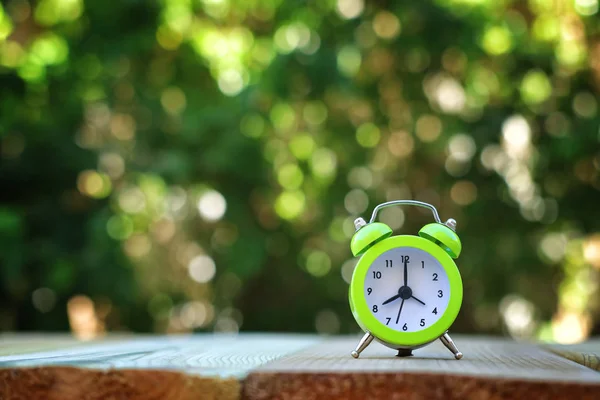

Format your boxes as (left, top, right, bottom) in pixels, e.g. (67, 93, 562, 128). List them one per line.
(369, 200, 442, 224)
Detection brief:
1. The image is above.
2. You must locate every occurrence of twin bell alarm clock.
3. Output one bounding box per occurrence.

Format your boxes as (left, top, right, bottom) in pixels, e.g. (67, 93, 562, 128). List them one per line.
(348, 200, 463, 359)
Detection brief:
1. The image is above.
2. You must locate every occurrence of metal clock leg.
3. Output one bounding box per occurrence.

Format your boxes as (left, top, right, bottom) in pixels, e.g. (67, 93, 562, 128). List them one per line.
(440, 332, 463, 360)
(351, 332, 374, 358)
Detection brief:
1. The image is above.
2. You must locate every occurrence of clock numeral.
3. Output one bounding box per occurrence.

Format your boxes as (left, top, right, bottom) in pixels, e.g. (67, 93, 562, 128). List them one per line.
(421, 261, 425, 269)
(372, 305, 378, 313)
(385, 260, 392, 268)
(367, 288, 372, 295)
(400, 255, 410, 264)
(437, 290, 443, 298)
(432, 273, 438, 281)
(372, 271, 382, 279)
(420, 319, 425, 327)
(386, 318, 391, 325)
(402, 323, 408, 331)
(432, 307, 438, 315)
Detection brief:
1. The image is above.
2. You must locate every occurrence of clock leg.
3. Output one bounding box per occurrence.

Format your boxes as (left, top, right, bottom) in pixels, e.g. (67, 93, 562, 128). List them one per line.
(351, 332, 374, 358)
(440, 332, 463, 360)
(396, 348, 413, 357)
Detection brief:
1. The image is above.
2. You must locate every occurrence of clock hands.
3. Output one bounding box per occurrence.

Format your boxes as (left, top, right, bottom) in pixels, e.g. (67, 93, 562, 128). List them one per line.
(382, 293, 401, 305)
(395, 299, 405, 324)
(382, 292, 427, 306)
(381, 257, 427, 309)
(411, 295, 426, 306)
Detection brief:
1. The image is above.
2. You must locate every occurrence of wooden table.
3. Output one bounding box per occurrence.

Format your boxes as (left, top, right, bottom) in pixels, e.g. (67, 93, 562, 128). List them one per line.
(1, 334, 599, 399)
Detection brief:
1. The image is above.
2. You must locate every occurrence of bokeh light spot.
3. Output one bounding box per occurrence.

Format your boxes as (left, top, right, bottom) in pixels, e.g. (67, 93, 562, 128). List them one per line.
(124, 234, 152, 258)
(379, 206, 404, 230)
(341, 259, 358, 283)
(277, 163, 304, 190)
(306, 250, 332, 277)
(337, 46, 361, 77)
(32, 287, 57, 313)
(575, 0, 599, 16)
(573, 92, 597, 118)
(336, 0, 364, 19)
(270, 102, 296, 132)
(30, 33, 69, 65)
(188, 255, 217, 283)
(373, 11, 401, 40)
(344, 189, 369, 214)
(110, 114, 136, 140)
(275, 191, 306, 220)
(388, 131, 414, 158)
(161, 87, 187, 115)
(415, 115, 442, 143)
(448, 134, 476, 162)
(356, 123, 380, 148)
(77, 170, 112, 199)
(303, 101, 328, 126)
(450, 180, 478, 206)
(106, 215, 133, 240)
(520, 70, 552, 105)
(310, 148, 337, 181)
(241, 113, 266, 138)
(289, 134, 316, 160)
(67, 295, 102, 340)
(481, 25, 513, 55)
(197, 190, 227, 222)
(218, 69, 245, 96)
(347, 166, 373, 189)
(502, 115, 531, 158)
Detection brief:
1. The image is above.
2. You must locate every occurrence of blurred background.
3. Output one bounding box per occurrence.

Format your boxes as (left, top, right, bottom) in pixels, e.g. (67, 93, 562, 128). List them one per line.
(1, 0, 600, 344)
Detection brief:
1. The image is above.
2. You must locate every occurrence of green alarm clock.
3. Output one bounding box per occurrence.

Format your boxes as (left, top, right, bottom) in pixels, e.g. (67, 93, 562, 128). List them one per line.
(348, 200, 464, 359)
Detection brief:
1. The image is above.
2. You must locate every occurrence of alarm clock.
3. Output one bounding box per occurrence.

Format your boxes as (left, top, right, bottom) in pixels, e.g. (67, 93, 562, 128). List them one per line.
(348, 200, 464, 359)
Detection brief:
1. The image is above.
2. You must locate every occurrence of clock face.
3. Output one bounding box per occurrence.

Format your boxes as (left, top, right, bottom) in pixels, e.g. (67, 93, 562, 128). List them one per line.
(363, 246, 451, 333)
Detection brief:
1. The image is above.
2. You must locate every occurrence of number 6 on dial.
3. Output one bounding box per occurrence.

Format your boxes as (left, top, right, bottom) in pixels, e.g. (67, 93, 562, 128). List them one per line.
(348, 200, 464, 360)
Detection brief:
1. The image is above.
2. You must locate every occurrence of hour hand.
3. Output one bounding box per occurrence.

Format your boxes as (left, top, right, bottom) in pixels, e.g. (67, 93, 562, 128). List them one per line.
(382, 293, 401, 305)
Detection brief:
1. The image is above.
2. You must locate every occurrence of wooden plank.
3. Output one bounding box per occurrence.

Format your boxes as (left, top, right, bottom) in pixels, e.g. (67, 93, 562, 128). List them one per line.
(0, 334, 318, 400)
(546, 341, 600, 371)
(243, 336, 600, 400)
(0, 367, 240, 400)
(0, 334, 318, 377)
(0, 333, 128, 357)
(2, 335, 600, 400)
(0, 337, 81, 357)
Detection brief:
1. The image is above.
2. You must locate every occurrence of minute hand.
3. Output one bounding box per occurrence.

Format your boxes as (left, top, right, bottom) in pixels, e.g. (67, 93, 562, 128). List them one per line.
(395, 299, 405, 324)
(411, 295, 426, 306)
(403, 259, 408, 286)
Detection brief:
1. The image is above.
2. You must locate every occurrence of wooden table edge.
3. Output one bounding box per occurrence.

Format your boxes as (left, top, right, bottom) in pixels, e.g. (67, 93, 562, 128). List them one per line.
(0, 366, 241, 400)
(242, 370, 600, 400)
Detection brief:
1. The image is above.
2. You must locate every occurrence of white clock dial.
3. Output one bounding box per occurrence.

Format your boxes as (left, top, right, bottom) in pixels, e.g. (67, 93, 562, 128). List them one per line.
(363, 247, 450, 333)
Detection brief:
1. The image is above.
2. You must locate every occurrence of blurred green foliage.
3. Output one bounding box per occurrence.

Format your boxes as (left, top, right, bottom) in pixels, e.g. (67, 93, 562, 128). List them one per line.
(1, 0, 600, 342)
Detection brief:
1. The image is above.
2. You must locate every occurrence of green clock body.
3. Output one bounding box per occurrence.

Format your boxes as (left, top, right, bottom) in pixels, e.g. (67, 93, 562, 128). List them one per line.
(349, 235, 463, 349)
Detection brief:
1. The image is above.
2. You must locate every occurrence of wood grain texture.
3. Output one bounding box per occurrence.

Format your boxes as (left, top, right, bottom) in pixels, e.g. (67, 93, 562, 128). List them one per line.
(1, 334, 600, 400)
(546, 341, 600, 371)
(250, 336, 600, 383)
(243, 336, 600, 400)
(0, 367, 239, 400)
(243, 372, 600, 400)
(0, 334, 88, 357)
(0, 335, 317, 400)
(0, 334, 318, 378)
